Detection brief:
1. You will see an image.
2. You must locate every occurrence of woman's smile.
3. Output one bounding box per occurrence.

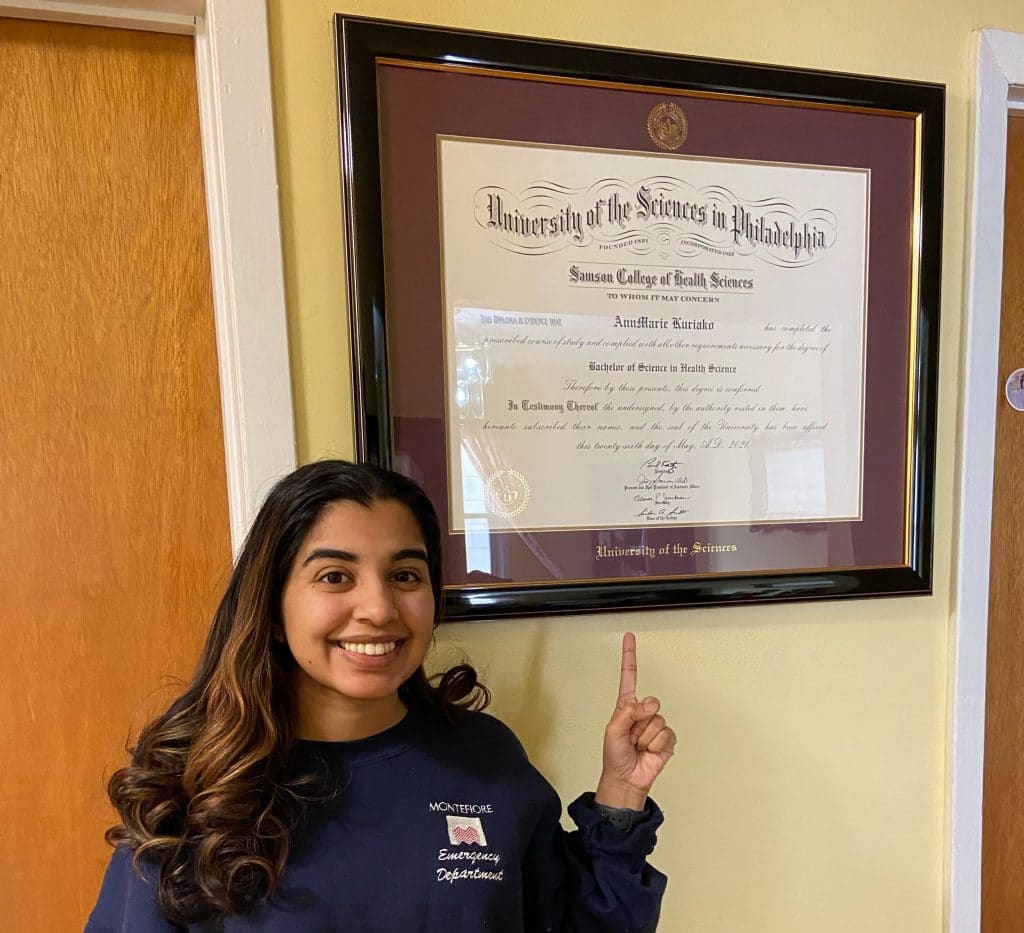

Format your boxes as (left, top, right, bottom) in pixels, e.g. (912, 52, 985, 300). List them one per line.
(330, 637, 407, 667)
(333, 638, 401, 656)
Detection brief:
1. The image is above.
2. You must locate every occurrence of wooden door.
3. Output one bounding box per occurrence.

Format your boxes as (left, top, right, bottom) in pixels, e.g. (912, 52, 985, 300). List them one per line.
(981, 110, 1024, 930)
(0, 18, 232, 931)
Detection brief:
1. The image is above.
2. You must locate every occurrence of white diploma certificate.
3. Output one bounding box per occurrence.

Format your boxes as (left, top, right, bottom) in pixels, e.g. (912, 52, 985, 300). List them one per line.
(438, 137, 869, 532)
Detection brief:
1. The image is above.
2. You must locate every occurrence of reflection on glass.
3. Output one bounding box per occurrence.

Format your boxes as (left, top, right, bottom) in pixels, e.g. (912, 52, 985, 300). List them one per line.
(455, 343, 490, 419)
(764, 445, 827, 516)
(460, 446, 493, 574)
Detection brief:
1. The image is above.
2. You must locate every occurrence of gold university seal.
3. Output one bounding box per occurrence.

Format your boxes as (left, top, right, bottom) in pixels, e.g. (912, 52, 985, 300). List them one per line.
(484, 469, 531, 519)
(647, 102, 688, 151)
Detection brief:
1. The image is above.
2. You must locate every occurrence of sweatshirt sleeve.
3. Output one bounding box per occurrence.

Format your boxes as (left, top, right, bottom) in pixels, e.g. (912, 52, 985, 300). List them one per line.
(522, 789, 667, 932)
(84, 846, 182, 933)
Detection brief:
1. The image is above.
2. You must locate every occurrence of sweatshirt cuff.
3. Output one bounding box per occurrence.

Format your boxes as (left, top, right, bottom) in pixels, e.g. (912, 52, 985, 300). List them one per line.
(569, 792, 663, 860)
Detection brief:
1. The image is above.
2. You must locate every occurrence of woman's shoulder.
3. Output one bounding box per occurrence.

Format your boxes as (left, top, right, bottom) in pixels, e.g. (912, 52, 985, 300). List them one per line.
(85, 845, 180, 932)
(419, 704, 535, 766)
(463, 709, 528, 746)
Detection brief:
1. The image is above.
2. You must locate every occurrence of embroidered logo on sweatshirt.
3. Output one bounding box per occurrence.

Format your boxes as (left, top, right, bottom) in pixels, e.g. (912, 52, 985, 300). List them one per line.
(446, 815, 487, 846)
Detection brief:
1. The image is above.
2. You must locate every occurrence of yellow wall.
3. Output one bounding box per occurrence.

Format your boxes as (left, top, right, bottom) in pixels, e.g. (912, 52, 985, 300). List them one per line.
(266, 2, 1024, 929)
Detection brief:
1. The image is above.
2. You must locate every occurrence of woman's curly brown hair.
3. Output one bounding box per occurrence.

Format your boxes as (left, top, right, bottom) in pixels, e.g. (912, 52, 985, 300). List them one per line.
(105, 460, 488, 925)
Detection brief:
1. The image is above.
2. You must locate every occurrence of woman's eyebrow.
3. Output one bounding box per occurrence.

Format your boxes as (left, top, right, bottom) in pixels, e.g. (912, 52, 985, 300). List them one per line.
(301, 547, 428, 566)
(302, 548, 356, 566)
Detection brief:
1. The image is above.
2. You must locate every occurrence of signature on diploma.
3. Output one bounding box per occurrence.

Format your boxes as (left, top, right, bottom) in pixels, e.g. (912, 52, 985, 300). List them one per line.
(634, 505, 688, 522)
(641, 457, 680, 478)
(633, 492, 690, 506)
(624, 457, 701, 493)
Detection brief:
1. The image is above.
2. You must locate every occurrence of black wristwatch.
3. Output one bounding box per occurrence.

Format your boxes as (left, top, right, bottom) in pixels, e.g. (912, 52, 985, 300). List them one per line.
(592, 801, 646, 832)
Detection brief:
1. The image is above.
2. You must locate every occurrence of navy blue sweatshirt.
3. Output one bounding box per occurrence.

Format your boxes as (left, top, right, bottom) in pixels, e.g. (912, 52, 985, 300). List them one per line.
(85, 704, 666, 931)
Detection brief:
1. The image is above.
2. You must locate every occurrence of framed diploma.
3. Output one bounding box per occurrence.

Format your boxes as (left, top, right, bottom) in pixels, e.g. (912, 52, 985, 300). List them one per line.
(336, 16, 943, 620)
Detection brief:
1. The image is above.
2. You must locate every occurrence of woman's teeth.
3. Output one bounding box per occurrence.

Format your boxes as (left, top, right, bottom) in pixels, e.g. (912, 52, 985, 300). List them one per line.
(337, 640, 397, 656)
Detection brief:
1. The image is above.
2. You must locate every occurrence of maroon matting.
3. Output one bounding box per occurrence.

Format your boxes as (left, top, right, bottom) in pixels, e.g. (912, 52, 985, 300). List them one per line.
(376, 62, 916, 588)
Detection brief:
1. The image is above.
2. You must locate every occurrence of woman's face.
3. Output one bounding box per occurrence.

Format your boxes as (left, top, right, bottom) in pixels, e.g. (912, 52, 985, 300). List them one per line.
(281, 497, 436, 724)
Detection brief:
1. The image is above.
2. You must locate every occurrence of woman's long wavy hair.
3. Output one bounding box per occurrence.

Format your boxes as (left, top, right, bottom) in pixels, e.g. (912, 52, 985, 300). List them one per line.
(106, 460, 488, 924)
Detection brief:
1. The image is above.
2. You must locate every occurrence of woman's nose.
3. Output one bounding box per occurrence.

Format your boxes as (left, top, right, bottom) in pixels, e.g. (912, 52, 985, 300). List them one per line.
(353, 577, 399, 625)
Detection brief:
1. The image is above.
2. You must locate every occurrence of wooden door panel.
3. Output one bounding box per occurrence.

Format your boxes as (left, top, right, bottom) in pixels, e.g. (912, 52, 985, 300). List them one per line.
(981, 111, 1024, 930)
(0, 17, 231, 930)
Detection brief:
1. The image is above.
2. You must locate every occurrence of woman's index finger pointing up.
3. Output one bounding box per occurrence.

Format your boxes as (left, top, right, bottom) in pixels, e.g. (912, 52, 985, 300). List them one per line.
(618, 631, 638, 706)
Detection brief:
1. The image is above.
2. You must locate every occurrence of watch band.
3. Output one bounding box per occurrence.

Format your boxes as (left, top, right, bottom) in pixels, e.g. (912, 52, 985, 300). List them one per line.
(592, 800, 646, 832)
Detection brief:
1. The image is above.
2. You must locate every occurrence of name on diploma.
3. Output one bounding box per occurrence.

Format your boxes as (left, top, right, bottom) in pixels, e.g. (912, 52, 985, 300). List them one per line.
(614, 315, 668, 329)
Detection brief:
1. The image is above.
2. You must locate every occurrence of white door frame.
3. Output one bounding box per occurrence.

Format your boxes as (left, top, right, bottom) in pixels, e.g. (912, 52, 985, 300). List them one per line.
(0, 0, 297, 551)
(949, 27, 1024, 933)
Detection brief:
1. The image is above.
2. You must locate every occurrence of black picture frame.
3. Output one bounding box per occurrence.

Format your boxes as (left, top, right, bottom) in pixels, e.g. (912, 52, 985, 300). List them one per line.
(336, 14, 943, 621)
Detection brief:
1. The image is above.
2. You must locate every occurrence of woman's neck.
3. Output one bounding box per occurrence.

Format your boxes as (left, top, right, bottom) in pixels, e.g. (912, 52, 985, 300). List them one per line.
(293, 681, 408, 742)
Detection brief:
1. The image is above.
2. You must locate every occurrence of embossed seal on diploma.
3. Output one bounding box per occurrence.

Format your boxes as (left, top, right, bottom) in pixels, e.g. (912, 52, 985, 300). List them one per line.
(647, 101, 688, 151)
(484, 469, 531, 519)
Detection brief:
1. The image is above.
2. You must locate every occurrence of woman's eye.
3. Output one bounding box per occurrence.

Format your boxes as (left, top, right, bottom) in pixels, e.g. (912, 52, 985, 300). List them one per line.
(318, 570, 347, 585)
(392, 569, 423, 585)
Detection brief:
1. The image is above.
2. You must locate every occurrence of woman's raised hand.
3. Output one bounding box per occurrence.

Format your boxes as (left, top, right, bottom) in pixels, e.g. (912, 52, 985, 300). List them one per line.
(595, 632, 676, 811)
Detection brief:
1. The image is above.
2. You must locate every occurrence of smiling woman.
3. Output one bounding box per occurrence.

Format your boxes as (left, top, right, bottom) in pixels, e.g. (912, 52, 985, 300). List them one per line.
(84, 461, 674, 932)
(281, 498, 440, 740)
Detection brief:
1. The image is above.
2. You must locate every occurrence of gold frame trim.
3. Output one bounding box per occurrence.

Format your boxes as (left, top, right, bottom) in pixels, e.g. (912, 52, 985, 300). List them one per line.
(902, 114, 924, 566)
